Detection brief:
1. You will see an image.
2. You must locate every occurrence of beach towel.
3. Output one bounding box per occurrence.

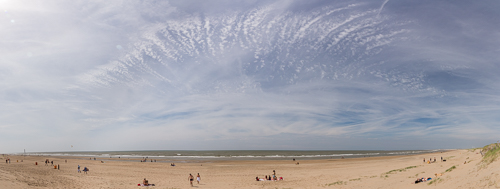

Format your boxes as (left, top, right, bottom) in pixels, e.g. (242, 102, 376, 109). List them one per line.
(138, 184, 155, 186)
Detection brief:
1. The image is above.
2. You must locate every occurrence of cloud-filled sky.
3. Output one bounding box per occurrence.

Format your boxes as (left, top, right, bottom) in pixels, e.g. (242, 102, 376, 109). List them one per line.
(1, 0, 500, 153)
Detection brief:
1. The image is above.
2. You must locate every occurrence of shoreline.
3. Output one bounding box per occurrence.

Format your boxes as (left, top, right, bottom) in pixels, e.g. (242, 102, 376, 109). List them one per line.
(4, 149, 448, 162)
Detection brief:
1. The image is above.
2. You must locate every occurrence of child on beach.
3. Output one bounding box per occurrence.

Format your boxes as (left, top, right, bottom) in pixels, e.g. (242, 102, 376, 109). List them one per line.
(197, 173, 201, 184)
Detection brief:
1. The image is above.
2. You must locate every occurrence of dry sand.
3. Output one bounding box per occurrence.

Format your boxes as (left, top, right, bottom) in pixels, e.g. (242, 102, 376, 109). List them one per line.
(1, 149, 499, 189)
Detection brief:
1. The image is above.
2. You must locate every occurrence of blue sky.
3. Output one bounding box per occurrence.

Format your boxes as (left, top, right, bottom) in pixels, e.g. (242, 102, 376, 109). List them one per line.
(1, 0, 499, 153)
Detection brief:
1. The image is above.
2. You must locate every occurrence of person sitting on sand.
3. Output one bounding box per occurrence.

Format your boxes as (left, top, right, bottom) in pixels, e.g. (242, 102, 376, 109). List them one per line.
(83, 167, 89, 174)
(414, 178, 423, 184)
(140, 178, 154, 186)
(256, 177, 260, 181)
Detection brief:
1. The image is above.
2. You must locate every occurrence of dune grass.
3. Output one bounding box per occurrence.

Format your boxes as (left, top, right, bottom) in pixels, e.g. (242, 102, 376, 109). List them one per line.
(445, 165, 456, 172)
(481, 143, 500, 165)
(385, 166, 418, 174)
(326, 181, 346, 186)
(428, 178, 442, 185)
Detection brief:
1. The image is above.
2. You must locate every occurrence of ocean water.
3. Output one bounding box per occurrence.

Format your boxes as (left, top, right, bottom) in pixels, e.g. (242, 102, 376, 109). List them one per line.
(22, 150, 442, 161)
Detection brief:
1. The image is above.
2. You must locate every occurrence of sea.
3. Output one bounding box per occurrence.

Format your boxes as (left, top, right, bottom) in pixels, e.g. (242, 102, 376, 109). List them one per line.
(21, 150, 443, 161)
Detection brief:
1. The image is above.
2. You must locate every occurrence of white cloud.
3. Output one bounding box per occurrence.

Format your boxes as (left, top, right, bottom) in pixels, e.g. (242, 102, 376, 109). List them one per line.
(1, 0, 499, 153)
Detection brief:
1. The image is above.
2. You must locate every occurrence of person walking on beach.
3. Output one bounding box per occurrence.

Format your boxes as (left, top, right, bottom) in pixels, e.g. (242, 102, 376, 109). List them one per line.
(197, 173, 201, 184)
(78, 165, 81, 173)
(188, 174, 194, 186)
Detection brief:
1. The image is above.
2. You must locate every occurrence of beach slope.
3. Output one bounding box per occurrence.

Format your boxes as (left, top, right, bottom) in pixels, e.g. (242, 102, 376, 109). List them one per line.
(1, 148, 499, 188)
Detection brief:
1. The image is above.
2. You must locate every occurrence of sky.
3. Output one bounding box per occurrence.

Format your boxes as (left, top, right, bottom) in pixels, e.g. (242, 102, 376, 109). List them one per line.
(1, 0, 500, 153)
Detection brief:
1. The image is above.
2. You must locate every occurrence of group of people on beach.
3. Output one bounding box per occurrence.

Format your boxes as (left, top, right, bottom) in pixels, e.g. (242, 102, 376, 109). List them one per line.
(140, 157, 157, 162)
(45, 159, 53, 166)
(415, 156, 447, 184)
(187, 173, 201, 186)
(140, 173, 200, 187)
(414, 177, 432, 184)
(77, 165, 89, 174)
(3, 158, 23, 163)
(256, 170, 283, 181)
(423, 157, 444, 164)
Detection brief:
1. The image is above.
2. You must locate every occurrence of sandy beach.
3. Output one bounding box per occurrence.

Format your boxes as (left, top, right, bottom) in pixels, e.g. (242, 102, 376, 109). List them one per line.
(1, 149, 498, 189)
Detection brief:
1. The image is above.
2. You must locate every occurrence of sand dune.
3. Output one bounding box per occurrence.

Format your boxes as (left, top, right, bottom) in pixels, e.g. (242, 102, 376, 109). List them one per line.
(1, 149, 499, 188)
